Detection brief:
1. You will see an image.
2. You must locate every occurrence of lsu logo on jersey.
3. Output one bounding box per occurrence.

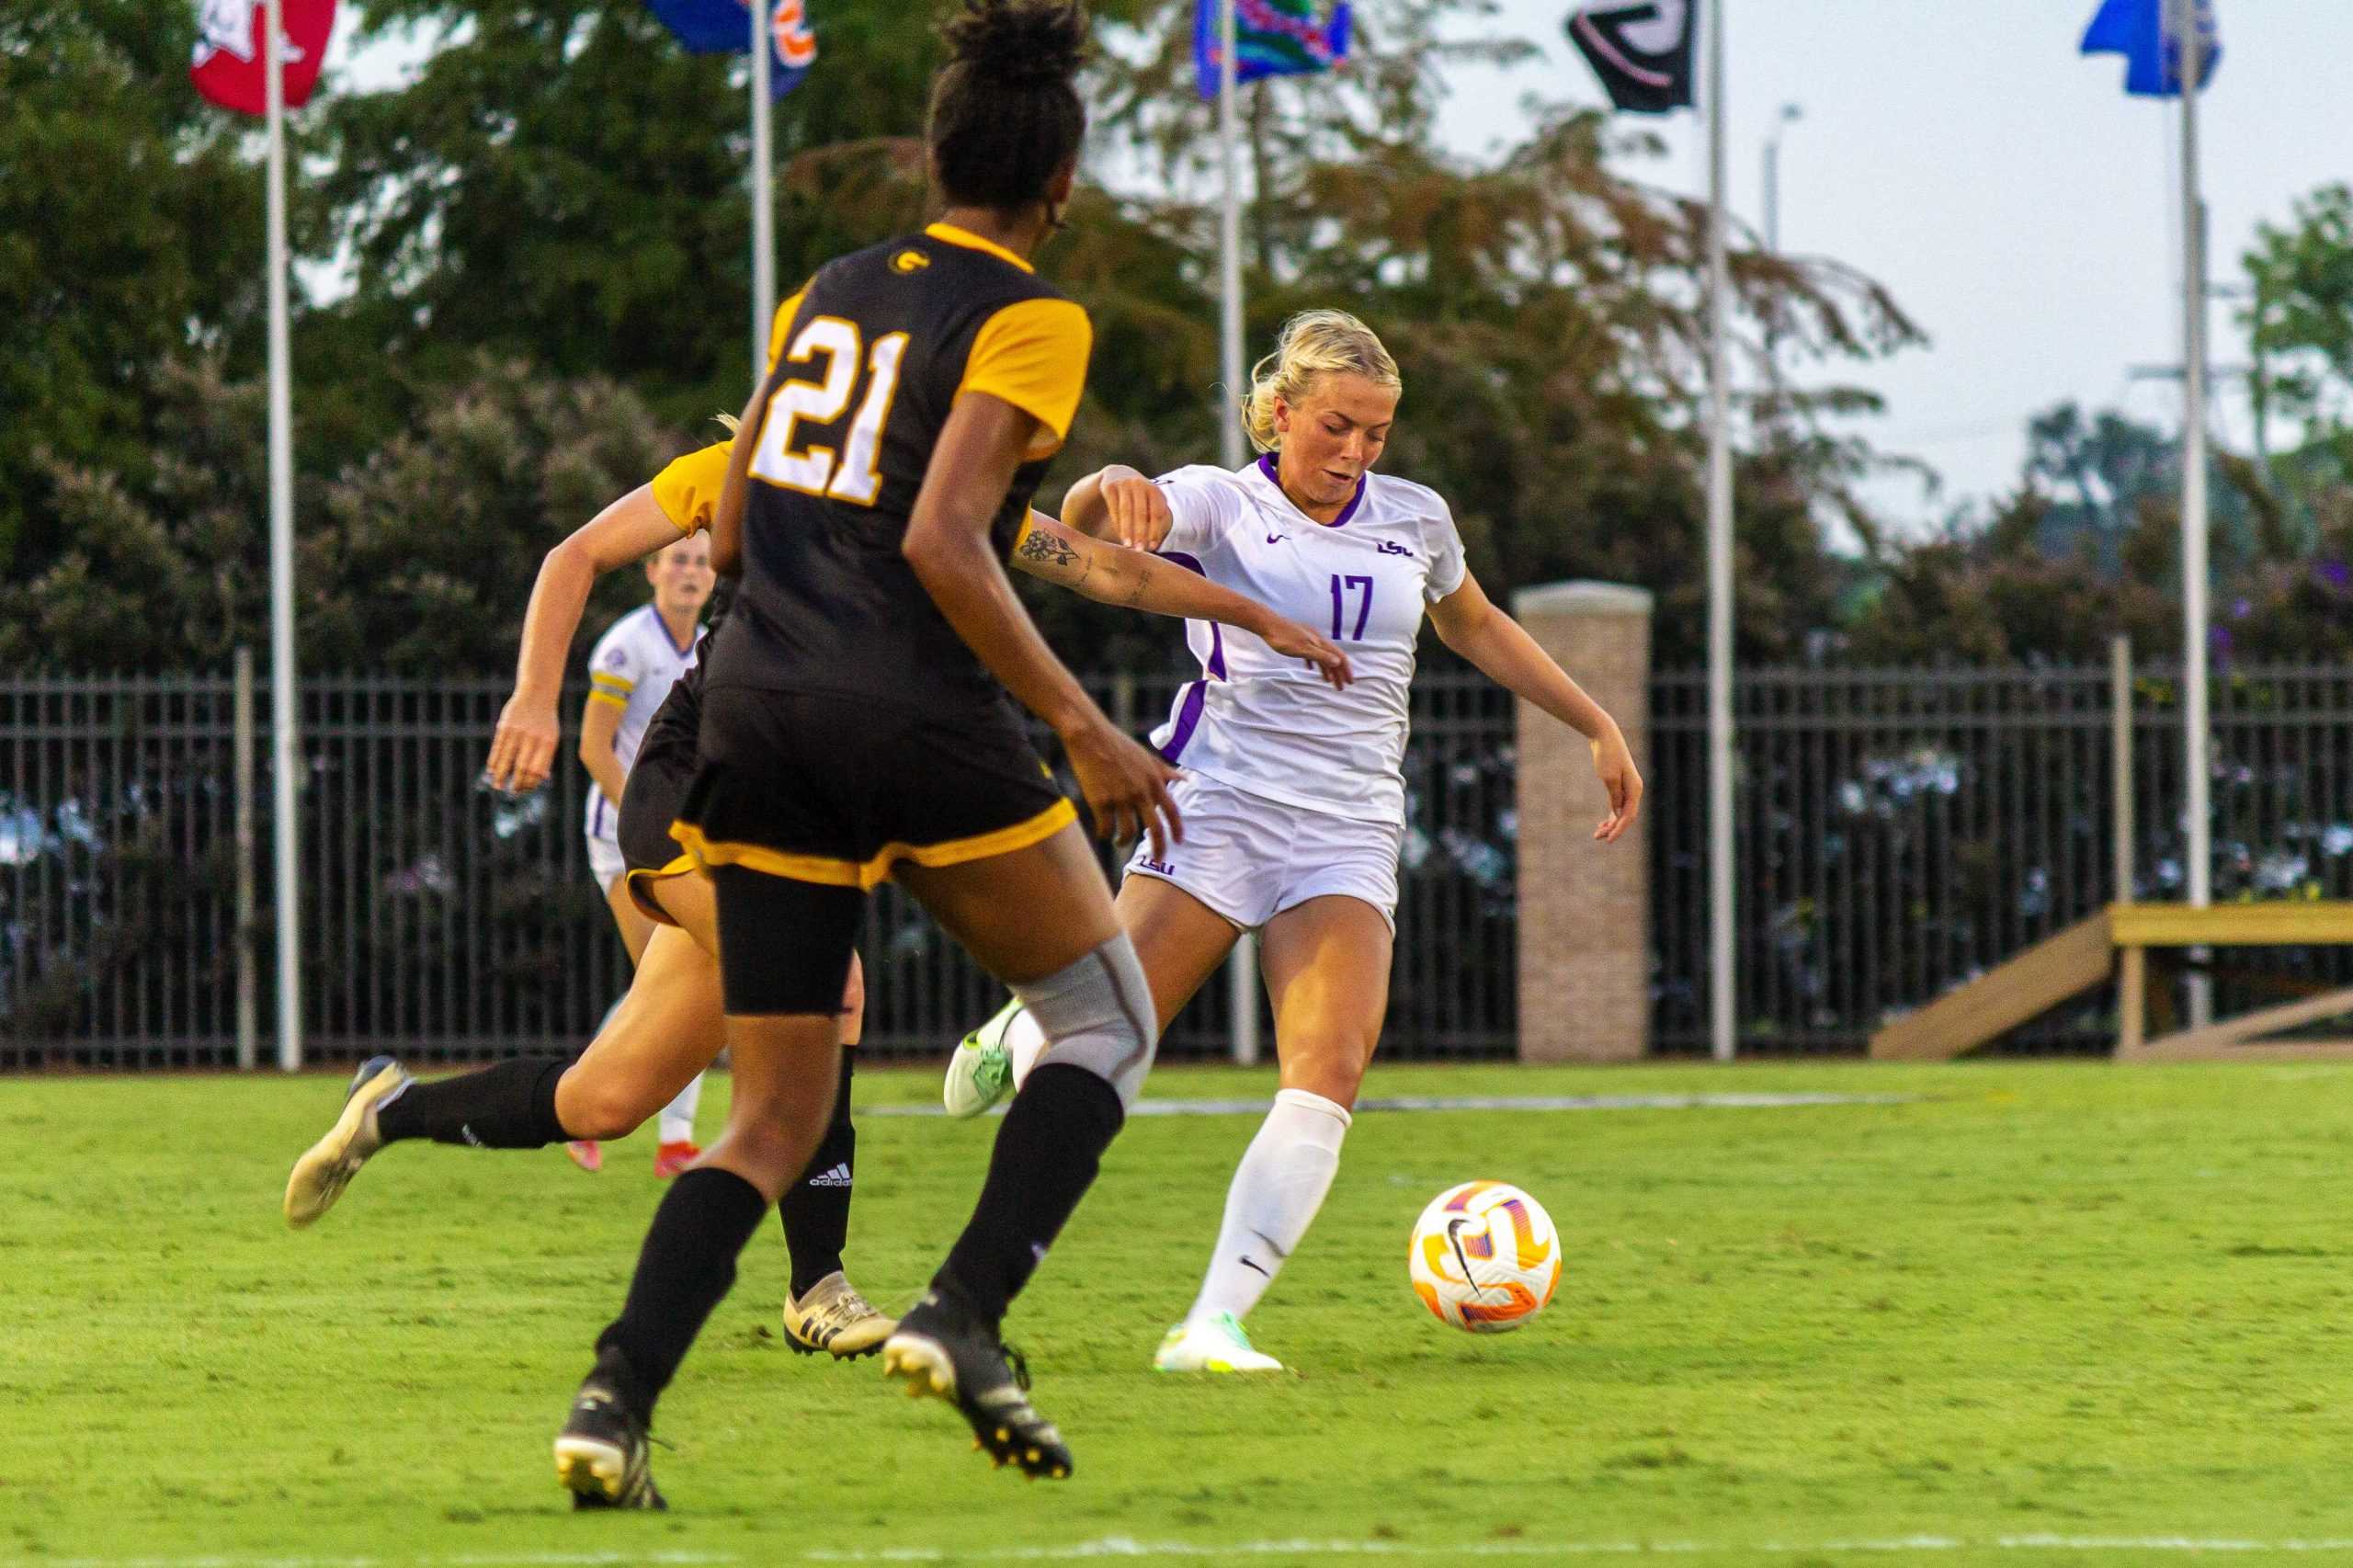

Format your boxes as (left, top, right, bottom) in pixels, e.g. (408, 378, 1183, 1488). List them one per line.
(892, 249, 932, 275)
(1377, 540, 1415, 559)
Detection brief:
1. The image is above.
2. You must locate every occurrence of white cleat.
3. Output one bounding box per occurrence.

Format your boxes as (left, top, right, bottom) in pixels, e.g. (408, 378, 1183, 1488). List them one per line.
(943, 998, 1023, 1119)
(283, 1054, 411, 1229)
(1152, 1312, 1284, 1374)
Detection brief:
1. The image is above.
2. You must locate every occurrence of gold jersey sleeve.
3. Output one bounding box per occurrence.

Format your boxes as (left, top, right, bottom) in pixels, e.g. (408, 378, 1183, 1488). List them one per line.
(765, 288, 808, 374)
(959, 297, 1093, 451)
(649, 441, 734, 535)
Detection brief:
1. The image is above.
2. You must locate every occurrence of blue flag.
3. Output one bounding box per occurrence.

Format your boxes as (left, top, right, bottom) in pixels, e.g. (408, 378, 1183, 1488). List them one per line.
(1194, 0, 1352, 100)
(2080, 0, 2219, 97)
(646, 0, 813, 99)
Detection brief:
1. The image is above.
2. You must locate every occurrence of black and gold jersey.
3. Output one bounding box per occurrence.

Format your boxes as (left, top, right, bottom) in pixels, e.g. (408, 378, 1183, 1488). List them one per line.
(704, 222, 1093, 710)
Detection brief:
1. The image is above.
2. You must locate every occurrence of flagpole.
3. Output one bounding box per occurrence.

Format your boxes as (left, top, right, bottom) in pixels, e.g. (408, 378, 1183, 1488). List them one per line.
(265, 0, 302, 1072)
(1704, 0, 1735, 1063)
(2177, 0, 2212, 1027)
(1217, 0, 1260, 1068)
(750, 3, 776, 381)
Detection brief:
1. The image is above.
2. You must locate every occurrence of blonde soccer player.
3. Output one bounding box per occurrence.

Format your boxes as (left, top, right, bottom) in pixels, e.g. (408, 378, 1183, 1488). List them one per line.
(943, 308, 1643, 1374)
(573, 533, 716, 1177)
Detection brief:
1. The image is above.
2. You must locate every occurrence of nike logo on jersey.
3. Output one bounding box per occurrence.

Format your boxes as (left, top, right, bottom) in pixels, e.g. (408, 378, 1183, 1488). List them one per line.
(1376, 540, 1415, 558)
(1265, 532, 1289, 545)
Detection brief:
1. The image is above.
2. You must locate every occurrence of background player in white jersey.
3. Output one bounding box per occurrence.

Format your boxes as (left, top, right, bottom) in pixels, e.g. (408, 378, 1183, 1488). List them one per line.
(944, 310, 1643, 1374)
(576, 535, 714, 1178)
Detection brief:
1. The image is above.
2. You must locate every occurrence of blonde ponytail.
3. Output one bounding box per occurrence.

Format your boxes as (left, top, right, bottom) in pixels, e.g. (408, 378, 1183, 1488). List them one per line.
(1240, 309, 1401, 453)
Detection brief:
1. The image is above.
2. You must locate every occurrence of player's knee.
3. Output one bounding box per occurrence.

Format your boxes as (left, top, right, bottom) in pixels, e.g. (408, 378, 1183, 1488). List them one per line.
(1009, 931, 1159, 1111)
(556, 1071, 658, 1142)
(1283, 1050, 1371, 1111)
(710, 1115, 818, 1200)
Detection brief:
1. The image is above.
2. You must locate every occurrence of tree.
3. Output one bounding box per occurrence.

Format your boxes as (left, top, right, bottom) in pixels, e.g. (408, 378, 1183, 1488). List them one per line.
(0, 355, 678, 673)
(1847, 400, 2353, 666)
(1079, 2, 1926, 663)
(0, 3, 267, 573)
(2244, 181, 2353, 504)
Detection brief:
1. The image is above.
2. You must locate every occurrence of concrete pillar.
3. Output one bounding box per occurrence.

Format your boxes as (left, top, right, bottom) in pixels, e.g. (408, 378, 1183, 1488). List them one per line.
(1512, 581, 1654, 1062)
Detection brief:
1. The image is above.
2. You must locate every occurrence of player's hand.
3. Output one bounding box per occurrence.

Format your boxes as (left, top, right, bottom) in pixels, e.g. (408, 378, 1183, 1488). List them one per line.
(1101, 473, 1174, 551)
(1590, 724, 1643, 844)
(484, 693, 561, 794)
(1062, 715, 1183, 861)
(1257, 617, 1354, 690)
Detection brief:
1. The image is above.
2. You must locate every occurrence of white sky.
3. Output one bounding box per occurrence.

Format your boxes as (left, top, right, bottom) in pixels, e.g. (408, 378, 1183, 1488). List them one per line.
(1436, 0, 2353, 527)
(335, 2, 2352, 528)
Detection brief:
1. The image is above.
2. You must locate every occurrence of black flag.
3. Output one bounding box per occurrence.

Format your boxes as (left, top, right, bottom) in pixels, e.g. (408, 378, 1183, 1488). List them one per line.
(1566, 1, 1695, 114)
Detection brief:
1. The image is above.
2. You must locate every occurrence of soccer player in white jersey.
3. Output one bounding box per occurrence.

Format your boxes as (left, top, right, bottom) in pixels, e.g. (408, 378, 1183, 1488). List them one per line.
(576, 535, 714, 1178)
(944, 310, 1643, 1373)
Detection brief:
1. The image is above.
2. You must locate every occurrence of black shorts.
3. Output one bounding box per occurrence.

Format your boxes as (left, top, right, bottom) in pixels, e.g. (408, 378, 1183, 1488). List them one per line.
(671, 687, 1073, 892)
(673, 687, 1073, 1016)
(616, 733, 698, 925)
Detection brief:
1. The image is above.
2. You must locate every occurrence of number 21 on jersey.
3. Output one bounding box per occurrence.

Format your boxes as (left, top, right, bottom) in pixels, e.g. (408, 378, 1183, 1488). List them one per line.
(750, 316, 909, 506)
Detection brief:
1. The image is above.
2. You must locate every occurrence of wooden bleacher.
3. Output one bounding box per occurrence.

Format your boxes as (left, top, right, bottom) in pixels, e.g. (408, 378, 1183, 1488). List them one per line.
(1867, 902, 2353, 1062)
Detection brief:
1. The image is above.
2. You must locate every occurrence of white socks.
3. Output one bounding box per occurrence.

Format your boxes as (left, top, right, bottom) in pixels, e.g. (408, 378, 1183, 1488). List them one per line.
(1005, 1006, 1051, 1089)
(657, 1070, 705, 1145)
(1186, 1088, 1352, 1326)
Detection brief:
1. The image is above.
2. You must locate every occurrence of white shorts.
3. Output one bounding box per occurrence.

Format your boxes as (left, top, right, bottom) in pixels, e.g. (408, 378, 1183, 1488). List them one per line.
(1122, 772, 1401, 932)
(585, 830, 626, 896)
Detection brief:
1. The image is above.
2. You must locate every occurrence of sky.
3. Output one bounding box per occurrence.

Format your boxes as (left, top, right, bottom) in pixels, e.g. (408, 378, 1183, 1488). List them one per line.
(337, 2, 2351, 530)
(1432, 0, 2352, 528)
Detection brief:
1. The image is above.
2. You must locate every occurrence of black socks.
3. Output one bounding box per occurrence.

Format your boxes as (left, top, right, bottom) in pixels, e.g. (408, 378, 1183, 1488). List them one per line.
(934, 1063, 1124, 1330)
(779, 1052, 858, 1300)
(594, 1166, 769, 1415)
(373, 1056, 569, 1149)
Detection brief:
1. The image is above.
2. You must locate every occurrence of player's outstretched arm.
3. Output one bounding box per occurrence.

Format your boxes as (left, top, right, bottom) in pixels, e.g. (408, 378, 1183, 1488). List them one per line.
(1429, 570, 1643, 845)
(904, 392, 1182, 858)
(1057, 464, 1170, 550)
(1009, 512, 1353, 690)
(484, 484, 698, 794)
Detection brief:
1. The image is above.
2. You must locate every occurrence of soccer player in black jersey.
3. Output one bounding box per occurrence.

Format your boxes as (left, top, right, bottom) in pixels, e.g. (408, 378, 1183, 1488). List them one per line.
(552, 0, 1185, 1507)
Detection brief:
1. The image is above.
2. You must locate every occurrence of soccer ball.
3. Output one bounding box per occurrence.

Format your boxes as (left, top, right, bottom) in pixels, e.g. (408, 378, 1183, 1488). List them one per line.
(1407, 1180, 1562, 1334)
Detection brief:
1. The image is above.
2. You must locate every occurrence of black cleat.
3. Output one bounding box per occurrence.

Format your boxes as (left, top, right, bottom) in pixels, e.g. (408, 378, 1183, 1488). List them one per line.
(881, 1290, 1074, 1481)
(553, 1358, 666, 1511)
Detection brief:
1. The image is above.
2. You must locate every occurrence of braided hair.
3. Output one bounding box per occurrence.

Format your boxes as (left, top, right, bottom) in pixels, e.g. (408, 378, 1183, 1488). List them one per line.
(926, 0, 1091, 210)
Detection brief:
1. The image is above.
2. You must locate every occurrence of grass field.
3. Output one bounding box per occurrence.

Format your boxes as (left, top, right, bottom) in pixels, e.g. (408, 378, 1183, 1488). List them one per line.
(10, 1059, 2353, 1566)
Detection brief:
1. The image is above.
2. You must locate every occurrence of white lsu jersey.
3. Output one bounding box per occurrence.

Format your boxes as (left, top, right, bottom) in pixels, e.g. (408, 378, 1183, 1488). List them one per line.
(1146, 457, 1466, 824)
(582, 605, 705, 840)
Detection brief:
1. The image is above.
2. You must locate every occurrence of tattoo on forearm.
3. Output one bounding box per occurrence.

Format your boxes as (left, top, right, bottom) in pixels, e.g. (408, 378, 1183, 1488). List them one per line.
(1121, 558, 1154, 607)
(1017, 527, 1082, 572)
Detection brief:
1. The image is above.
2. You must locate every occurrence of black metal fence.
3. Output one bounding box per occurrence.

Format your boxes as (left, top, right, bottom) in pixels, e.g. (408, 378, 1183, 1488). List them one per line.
(1650, 663, 2353, 1055)
(0, 667, 1516, 1069)
(6, 663, 2347, 1070)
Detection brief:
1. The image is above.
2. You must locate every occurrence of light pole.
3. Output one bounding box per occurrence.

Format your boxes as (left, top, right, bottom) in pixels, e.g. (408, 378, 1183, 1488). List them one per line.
(1762, 101, 1802, 253)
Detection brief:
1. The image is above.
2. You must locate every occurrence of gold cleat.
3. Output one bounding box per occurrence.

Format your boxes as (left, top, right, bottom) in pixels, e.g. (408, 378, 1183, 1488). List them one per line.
(781, 1271, 896, 1360)
(284, 1055, 412, 1229)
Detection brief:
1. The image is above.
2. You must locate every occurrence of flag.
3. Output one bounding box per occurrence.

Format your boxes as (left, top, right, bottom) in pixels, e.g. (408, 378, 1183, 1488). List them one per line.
(2080, 0, 2220, 97)
(646, 0, 815, 98)
(191, 0, 338, 116)
(1565, 1, 1695, 115)
(1194, 1, 1352, 100)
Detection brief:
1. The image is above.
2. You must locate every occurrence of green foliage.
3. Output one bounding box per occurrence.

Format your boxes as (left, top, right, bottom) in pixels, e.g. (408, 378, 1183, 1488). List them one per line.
(6, 0, 1935, 673)
(0, 2, 266, 573)
(1847, 400, 2353, 665)
(0, 356, 679, 672)
(2244, 181, 2353, 501)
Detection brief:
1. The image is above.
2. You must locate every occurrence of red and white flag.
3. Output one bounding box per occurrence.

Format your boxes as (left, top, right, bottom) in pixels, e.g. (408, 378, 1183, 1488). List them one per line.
(191, 0, 339, 116)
